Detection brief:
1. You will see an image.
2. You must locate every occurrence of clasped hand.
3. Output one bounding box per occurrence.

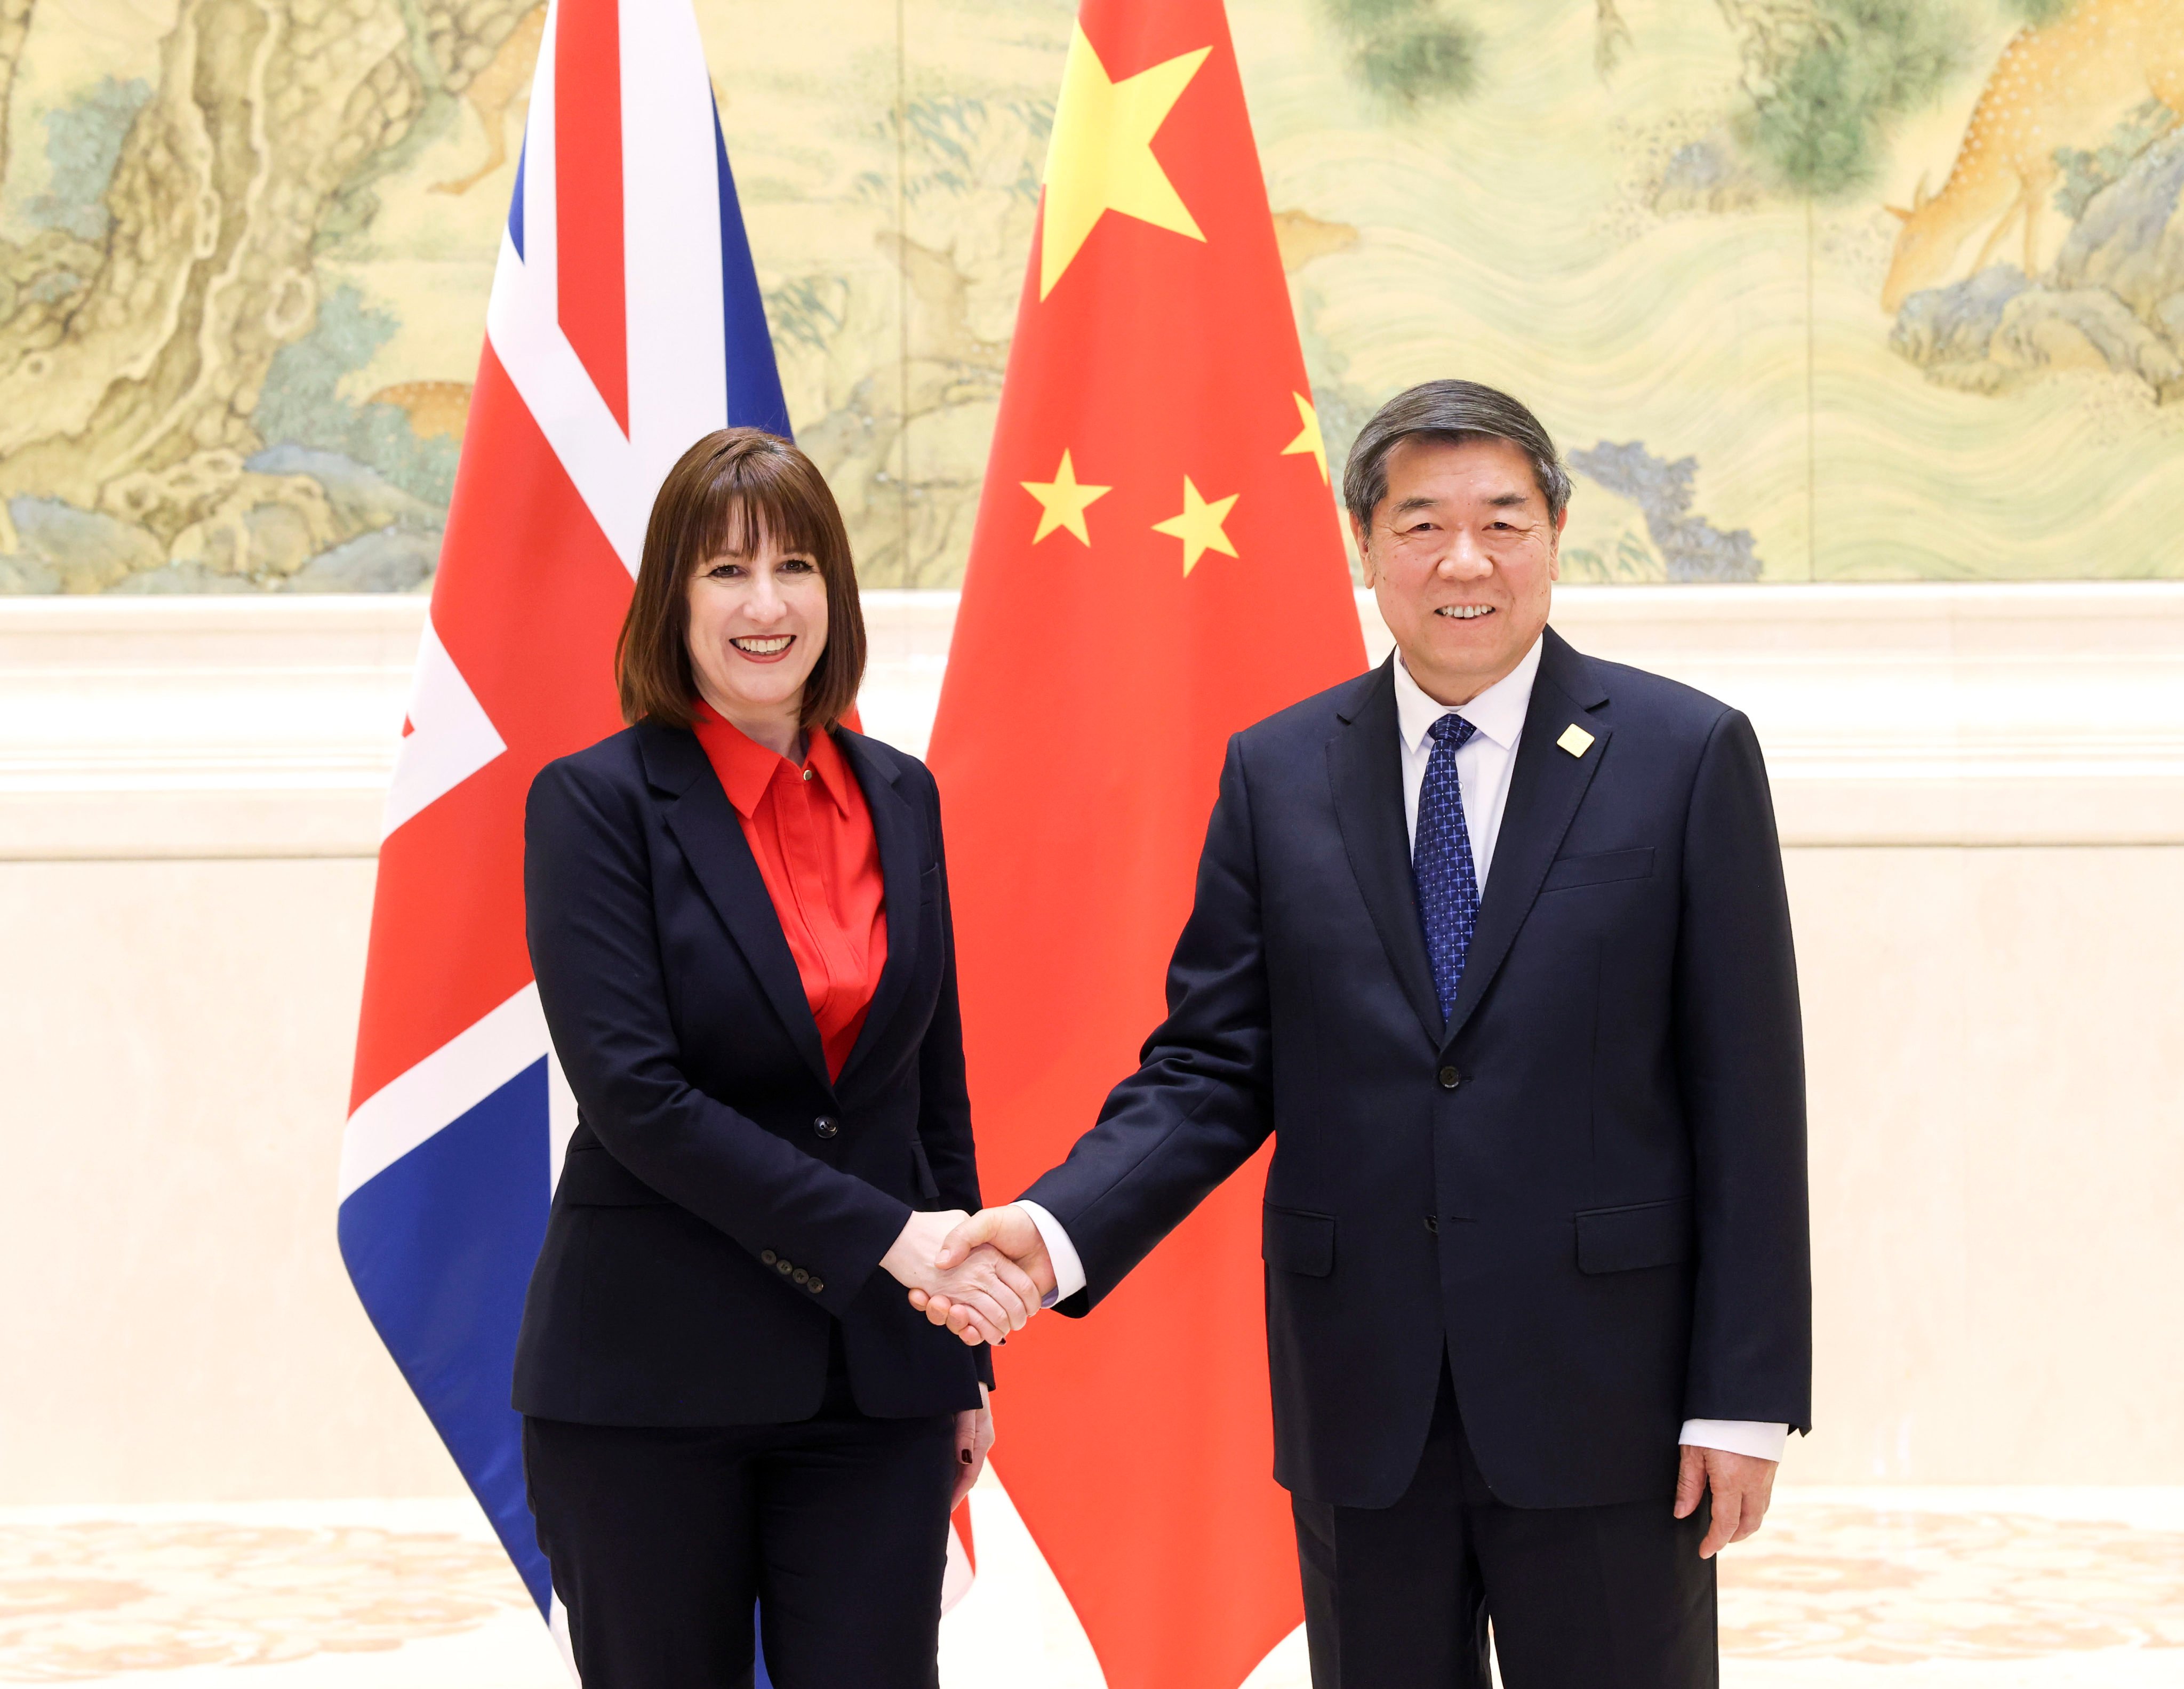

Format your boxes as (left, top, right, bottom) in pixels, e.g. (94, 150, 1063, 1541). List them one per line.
(880, 1209, 1049, 1347)
(899, 1206, 1057, 1347)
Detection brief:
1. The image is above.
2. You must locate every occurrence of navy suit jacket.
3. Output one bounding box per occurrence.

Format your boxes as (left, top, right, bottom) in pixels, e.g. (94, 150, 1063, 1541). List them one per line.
(511, 719, 990, 1426)
(1023, 628, 1812, 1509)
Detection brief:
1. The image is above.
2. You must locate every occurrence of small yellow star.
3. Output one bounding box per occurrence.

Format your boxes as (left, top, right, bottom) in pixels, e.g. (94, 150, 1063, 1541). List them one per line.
(1038, 23, 1211, 300)
(1281, 392, 1328, 483)
(1021, 449, 1113, 546)
(1152, 476, 1240, 576)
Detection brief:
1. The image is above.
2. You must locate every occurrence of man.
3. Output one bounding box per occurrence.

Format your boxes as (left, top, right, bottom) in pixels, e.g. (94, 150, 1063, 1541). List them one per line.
(922, 380, 1810, 1687)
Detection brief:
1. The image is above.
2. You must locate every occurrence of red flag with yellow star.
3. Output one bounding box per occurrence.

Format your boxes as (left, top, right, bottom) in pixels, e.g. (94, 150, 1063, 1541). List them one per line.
(925, 0, 1363, 1683)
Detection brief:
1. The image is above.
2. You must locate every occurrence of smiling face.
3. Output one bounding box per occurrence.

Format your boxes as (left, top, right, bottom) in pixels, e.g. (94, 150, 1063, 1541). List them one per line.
(1353, 434, 1564, 707)
(684, 506, 830, 748)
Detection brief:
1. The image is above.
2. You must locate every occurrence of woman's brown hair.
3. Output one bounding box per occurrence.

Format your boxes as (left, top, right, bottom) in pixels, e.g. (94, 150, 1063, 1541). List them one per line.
(615, 428, 867, 731)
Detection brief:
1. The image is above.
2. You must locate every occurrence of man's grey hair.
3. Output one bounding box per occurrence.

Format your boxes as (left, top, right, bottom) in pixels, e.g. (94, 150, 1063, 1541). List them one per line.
(1341, 380, 1573, 531)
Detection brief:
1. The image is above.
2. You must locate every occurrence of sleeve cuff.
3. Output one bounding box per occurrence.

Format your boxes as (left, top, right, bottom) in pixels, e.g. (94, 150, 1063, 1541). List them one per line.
(1679, 1419, 1788, 1462)
(1013, 1200, 1086, 1306)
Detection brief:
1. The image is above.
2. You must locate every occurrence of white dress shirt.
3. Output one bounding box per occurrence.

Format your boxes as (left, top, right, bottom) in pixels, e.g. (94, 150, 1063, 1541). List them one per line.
(1391, 630, 1542, 887)
(1018, 641, 1787, 1464)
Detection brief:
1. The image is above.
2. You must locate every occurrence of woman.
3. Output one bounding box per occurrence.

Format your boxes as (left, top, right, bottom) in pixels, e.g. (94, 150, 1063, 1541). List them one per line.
(513, 428, 1038, 1687)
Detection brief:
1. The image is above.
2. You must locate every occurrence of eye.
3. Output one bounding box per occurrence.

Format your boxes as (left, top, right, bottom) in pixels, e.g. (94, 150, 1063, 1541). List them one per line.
(705, 561, 744, 579)
(779, 557, 818, 573)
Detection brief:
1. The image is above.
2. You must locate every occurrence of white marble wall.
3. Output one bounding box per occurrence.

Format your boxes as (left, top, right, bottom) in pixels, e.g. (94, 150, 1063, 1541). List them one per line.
(3, 587, 2180, 1500)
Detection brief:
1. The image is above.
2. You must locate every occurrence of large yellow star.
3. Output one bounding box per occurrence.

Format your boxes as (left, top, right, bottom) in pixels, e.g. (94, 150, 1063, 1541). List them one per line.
(1021, 449, 1112, 546)
(1281, 391, 1328, 483)
(1038, 23, 1211, 300)
(1152, 476, 1240, 576)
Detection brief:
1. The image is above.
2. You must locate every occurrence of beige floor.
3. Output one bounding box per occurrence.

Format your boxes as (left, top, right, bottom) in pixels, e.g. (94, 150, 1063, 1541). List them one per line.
(3, 1486, 2179, 1687)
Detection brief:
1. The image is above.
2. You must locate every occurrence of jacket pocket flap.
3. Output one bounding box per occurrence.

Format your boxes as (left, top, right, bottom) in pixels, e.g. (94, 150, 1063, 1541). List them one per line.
(1262, 1205, 1335, 1277)
(1542, 847, 1655, 892)
(557, 1146, 673, 1207)
(1575, 1197, 1693, 1274)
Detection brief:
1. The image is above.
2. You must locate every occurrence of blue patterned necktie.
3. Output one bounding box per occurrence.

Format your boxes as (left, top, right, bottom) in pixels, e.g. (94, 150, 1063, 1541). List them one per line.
(1414, 713, 1481, 1024)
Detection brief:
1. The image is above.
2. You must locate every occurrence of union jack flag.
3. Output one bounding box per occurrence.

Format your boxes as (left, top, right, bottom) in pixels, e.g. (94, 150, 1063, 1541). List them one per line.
(336, 0, 790, 1652)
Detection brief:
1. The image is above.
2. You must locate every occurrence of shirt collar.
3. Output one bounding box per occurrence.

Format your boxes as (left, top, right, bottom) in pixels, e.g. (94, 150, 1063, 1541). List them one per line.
(1393, 634, 1546, 756)
(801, 726, 856, 815)
(690, 701, 854, 818)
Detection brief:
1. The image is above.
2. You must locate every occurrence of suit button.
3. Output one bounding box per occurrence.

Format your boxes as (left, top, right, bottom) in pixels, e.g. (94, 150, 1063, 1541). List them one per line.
(808, 1278, 825, 1294)
(776, 1259, 794, 1275)
(813, 1116, 840, 1139)
(1438, 1067, 1461, 1090)
(1425, 1214, 1439, 1234)
(792, 1268, 809, 1284)
(761, 1250, 778, 1266)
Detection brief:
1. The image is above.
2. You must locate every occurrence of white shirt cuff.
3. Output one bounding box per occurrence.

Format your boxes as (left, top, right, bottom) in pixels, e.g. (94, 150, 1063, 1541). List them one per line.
(1012, 1200, 1086, 1306)
(1679, 1419, 1788, 1461)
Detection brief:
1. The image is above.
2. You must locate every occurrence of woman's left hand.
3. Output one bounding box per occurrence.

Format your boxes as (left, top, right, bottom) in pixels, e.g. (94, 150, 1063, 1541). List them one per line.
(952, 1393, 994, 1510)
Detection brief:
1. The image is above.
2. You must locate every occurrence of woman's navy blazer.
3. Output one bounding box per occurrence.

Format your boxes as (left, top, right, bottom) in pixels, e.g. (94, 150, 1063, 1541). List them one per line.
(511, 718, 991, 1426)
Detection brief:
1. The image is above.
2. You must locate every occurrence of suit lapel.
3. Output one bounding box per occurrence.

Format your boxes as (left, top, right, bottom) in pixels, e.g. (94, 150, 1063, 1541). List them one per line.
(641, 722, 833, 1087)
(831, 729, 922, 1092)
(1326, 661, 1444, 1047)
(1444, 626, 1612, 1043)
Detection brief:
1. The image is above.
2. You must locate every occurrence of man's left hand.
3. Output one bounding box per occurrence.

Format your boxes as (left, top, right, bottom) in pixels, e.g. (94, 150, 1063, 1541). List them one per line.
(1675, 1444, 1777, 1558)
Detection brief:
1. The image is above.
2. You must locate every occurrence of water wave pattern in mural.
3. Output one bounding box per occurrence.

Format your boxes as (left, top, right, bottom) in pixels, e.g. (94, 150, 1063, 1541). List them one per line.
(1, 0, 2180, 591)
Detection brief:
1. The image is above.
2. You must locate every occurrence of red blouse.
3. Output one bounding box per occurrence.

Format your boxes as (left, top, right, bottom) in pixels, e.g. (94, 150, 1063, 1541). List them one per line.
(691, 702, 887, 1080)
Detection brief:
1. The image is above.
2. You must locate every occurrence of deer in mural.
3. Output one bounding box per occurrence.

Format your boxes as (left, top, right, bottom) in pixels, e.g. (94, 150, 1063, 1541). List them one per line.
(1881, 0, 2184, 313)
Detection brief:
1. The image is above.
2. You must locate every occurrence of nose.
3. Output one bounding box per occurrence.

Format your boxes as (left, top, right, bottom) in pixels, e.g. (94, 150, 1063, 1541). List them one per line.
(744, 568, 789, 623)
(1437, 528, 1494, 580)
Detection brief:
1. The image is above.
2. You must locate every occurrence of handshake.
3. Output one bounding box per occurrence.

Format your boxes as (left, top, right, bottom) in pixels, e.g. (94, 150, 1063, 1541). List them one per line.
(878, 1206, 1058, 1347)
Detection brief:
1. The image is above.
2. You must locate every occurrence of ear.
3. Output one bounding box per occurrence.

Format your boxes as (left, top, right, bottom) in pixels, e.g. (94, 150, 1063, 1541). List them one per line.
(1913, 170, 1933, 211)
(1350, 516, 1378, 586)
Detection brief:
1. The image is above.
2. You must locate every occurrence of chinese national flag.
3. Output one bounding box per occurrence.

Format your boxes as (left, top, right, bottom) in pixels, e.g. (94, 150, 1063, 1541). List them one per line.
(924, 0, 1365, 1683)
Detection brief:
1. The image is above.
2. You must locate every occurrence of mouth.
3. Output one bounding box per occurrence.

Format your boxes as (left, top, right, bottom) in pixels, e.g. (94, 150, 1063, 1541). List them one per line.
(1435, 605, 1495, 621)
(729, 634, 795, 662)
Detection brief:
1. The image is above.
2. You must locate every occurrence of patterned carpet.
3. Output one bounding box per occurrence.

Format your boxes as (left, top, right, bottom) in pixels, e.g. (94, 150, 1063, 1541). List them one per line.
(1, 1491, 2179, 1686)
(1722, 1500, 2184, 1666)
(0, 1519, 531, 1679)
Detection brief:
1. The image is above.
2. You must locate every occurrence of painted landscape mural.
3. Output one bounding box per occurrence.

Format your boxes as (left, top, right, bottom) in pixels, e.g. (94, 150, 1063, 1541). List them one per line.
(1, 0, 2180, 591)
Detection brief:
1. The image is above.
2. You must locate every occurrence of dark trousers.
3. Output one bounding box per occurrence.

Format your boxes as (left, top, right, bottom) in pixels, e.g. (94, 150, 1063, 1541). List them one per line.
(1292, 1362, 1716, 1689)
(524, 1345, 959, 1689)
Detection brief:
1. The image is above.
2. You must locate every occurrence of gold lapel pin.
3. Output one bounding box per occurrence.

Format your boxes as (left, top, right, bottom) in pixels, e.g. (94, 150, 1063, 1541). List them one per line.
(1557, 724, 1596, 758)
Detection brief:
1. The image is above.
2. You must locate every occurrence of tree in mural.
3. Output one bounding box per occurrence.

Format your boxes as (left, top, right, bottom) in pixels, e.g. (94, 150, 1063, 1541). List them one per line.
(0, 0, 537, 586)
(1320, 0, 1965, 196)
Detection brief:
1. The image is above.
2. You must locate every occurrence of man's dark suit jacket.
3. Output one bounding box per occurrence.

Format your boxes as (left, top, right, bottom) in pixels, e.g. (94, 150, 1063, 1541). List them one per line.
(512, 719, 990, 1427)
(1024, 628, 1811, 1510)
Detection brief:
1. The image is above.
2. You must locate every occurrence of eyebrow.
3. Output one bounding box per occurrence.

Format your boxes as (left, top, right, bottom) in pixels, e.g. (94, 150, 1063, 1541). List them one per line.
(704, 545, 817, 561)
(1389, 490, 1534, 517)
